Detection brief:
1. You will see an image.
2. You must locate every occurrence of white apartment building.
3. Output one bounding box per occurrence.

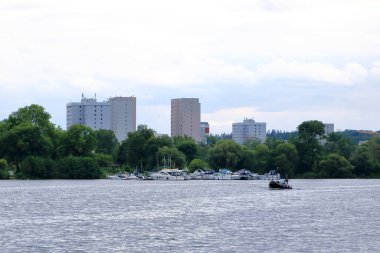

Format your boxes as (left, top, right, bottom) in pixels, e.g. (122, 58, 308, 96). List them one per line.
(232, 118, 266, 144)
(171, 98, 201, 142)
(66, 94, 136, 142)
(324, 123, 334, 135)
(200, 122, 210, 144)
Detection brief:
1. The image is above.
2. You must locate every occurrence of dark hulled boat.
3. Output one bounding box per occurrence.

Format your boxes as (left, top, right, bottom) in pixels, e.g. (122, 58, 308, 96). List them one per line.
(269, 179, 292, 189)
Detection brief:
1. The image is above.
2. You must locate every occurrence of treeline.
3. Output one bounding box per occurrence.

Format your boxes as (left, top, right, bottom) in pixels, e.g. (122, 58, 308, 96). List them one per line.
(268, 129, 380, 144)
(1, 104, 380, 179)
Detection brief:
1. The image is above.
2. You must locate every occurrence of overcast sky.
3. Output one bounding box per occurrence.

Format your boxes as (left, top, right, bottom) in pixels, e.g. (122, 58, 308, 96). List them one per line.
(1, 0, 379, 134)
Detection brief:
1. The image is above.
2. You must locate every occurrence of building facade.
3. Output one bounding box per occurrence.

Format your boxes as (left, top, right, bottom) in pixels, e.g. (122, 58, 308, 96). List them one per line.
(200, 122, 210, 143)
(171, 98, 201, 142)
(109, 97, 136, 142)
(324, 123, 334, 135)
(232, 118, 266, 144)
(66, 94, 136, 142)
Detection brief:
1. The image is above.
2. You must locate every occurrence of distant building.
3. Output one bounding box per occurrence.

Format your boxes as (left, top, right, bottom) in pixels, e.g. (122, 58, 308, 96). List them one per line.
(171, 98, 201, 142)
(109, 97, 136, 142)
(200, 122, 210, 143)
(232, 118, 266, 144)
(324, 123, 334, 136)
(153, 130, 167, 138)
(66, 94, 136, 142)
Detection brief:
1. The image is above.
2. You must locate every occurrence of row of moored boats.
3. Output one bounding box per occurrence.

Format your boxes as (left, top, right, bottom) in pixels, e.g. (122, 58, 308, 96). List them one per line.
(108, 169, 281, 181)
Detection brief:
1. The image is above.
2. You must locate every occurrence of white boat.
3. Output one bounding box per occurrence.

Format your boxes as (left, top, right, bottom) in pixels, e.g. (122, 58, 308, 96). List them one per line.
(181, 170, 192, 180)
(149, 169, 186, 180)
(189, 169, 206, 180)
(203, 169, 217, 180)
(126, 173, 140, 180)
(231, 169, 255, 180)
(107, 173, 127, 180)
(212, 169, 232, 180)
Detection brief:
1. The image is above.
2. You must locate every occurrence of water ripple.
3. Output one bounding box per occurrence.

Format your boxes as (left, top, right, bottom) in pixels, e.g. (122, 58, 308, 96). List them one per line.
(1, 179, 380, 252)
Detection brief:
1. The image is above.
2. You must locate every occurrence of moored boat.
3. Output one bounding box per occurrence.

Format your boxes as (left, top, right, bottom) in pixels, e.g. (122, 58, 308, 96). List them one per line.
(231, 169, 255, 180)
(126, 173, 140, 180)
(212, 169, 232, 180)
(107, 173, 127, 180)
(189, 169, 205, 180)
(149, 169, 186, 180)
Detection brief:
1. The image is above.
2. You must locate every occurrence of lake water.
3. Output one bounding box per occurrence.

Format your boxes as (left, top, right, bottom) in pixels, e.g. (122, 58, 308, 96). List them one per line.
(1, 179, 380, 253)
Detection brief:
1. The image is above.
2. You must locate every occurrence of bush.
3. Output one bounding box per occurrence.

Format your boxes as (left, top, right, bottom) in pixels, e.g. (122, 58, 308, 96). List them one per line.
(58, 156, 101, 179)
(20, 156, 57, 179)
(94, 153, 114, 167)
(0, 159, 9, 179)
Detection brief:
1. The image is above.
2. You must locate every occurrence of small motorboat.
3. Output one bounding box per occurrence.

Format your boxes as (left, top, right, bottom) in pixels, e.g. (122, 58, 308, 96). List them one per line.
(269, 179, 292, 189)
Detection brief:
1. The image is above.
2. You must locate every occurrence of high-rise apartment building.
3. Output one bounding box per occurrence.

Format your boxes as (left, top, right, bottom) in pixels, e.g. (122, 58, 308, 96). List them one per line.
(232, 118, 266, 144)
(109, 97, 136, 142)
(66, 94, 136, 141)
(171, 98, 201, 142)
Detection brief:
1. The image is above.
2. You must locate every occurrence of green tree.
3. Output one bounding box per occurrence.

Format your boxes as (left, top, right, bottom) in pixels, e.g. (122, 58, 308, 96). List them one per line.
(94, 153, 114, 168)
(237, 148, 255, 171)
(118, 125, 154, 169)
(293, 120, 325, 175)
(367, 137, 380, 163)
(324, 132, 355, 159)
(58, 156, 101, 179)
(0, 159, 9, 179)
(176, 140, 198, 164)
(144, 135, 173, 170)
(188, 159, 208, 173)
(196, 143, 210, 162)
(0, 123, 53, 171)
(350, 145, 380, 177)
(206, 135, 218, 146)
(264, 137, 285, 150)
(95, 129, 119, 156)
(273, 142, 298, 177)
(1, 104, 55, 134)
(207, 140, 242, 170)
(20, 156, 58, 179)
(243, 139, 262, 150)
(157, 146, 186, 169)
(116, 140, 129, 166)
(253, 144, 270, 174)
(58, 125, 97, 157)
(319, 153, 354, 178)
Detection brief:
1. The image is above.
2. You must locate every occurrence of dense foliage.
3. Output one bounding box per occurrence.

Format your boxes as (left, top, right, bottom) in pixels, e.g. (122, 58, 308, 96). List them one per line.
(0, 105, 380, 179)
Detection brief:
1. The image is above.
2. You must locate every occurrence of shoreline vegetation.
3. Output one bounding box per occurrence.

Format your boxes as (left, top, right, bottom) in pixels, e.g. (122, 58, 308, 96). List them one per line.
(1, 104, 380, 180)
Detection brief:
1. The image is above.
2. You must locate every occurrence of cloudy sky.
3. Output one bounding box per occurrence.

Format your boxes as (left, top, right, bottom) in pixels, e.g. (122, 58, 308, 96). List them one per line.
(1, 0, 379, 134)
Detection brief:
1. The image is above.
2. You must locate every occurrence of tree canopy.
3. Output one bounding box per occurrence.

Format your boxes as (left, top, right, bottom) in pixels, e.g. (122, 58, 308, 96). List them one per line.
(1, 104, 380, 179)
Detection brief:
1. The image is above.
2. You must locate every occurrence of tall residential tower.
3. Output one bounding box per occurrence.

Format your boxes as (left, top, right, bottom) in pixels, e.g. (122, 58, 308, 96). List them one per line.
(171, 98, 201, 142)
(66, 94, 136, 142)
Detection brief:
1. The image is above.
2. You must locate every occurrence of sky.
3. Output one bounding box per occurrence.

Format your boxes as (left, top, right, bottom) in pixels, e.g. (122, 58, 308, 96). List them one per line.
(1, 0, 379, 135)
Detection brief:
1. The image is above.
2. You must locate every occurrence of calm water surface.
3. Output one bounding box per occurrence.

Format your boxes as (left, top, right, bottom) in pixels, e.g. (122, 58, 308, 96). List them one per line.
(1, 179, 379, 252)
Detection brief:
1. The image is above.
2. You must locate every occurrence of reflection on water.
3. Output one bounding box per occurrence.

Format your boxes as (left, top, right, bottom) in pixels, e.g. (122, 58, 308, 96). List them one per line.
(1, 179, 380, 253)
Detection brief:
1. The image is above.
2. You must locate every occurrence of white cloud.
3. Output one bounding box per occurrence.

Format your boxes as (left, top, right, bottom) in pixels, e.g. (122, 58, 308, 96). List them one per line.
(255, 60, 369, 86)
(369, 62, 380, 78)
(1, 0, 380, 132)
